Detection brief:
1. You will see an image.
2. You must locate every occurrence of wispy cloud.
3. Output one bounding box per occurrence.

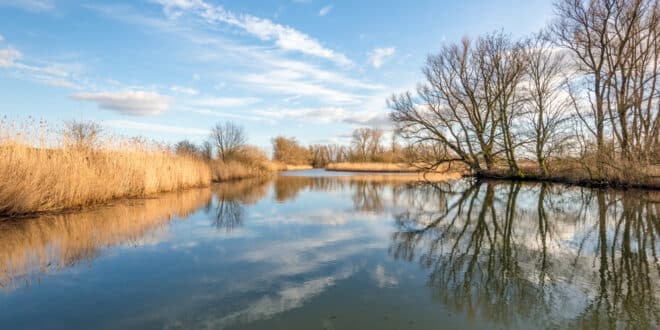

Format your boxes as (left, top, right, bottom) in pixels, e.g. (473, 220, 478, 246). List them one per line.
(71, 91, 171, 116)
(318, 5, 333, 16)
(0, 40, 82, 89)
(192, 97, 261, 108)
(104, 119, 209, 135)
(0, 0, 55, 11)
(170, 85, 199, 96)
(368, 47, 395, 68)
(253, 106, 390, 126)
(0, 34, 4, 43)
(154, 0, 351, 66)
(0, 46, 20, 68)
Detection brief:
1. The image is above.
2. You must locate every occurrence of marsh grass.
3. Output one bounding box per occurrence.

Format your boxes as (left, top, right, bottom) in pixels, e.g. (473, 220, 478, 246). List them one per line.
(326, 162, 419, 172)
(0, 120, 212, 216)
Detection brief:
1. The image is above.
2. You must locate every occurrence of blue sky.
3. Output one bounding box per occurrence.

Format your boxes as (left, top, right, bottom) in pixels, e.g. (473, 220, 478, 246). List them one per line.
(0, 0, 554, 148)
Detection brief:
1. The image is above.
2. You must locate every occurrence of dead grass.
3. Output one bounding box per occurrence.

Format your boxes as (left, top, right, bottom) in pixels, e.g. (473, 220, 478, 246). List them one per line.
(479, 157, 660, 189)
(0, 142, 212, 216)
(326, 162, 420, 172)
(335, 172, 463, 183)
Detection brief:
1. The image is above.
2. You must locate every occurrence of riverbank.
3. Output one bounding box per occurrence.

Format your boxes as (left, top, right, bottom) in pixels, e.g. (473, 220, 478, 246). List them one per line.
(474, 161, 660, 190)
(326, 162, 421, 173)
(0, 142, 212, 217)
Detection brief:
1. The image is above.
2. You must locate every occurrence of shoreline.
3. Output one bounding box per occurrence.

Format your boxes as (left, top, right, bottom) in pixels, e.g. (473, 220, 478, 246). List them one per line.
(473, 171, 660, 191)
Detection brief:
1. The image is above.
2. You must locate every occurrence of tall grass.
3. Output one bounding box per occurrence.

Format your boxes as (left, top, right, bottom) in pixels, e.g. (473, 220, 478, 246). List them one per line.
(0, 121, 212, 216)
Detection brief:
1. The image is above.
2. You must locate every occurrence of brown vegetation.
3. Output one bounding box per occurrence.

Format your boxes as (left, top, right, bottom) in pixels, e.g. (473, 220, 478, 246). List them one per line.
(326, 162, 420, 173)
(0, 122, 211, 216)
(0, 120, 279, 216)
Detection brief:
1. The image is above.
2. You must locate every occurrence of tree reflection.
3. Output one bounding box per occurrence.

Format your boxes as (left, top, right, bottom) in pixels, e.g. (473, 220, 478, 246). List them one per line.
(209, 179, 269, 231)
(390, 181, 659, 328)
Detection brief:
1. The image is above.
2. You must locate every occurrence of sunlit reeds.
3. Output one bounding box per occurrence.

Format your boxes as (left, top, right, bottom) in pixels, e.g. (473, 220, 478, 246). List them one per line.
(0, 120, 212, 215)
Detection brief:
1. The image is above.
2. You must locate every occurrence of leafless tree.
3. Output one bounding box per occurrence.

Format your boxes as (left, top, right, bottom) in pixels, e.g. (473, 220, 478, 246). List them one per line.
(389, 33, 527, 174)
(200, 140, 213, 160)
(272, 136, 311, 165)
(174, 140, 199, 157)
(211, 121, 247, 161)
(553, 0, 660, 164)
(63, 120, 102, 150)
(522, 34, 574, 175)
(351, 128, 372, 161)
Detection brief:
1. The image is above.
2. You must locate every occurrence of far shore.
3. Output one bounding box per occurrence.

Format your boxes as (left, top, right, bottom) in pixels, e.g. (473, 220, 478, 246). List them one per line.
(323, 162, 660, 190)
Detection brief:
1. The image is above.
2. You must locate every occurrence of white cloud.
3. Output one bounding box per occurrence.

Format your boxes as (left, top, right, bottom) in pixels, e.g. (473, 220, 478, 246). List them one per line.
(170, 85, 199, 96)
(318, 5, 332, 16)
(252, 106, 390, 126)
(104, 119, 209, 135)
(155, 0, 351, 66)
(0, 46, 21, 67)
(192, 97, 261, 108)
(0, 0, 55, 11)
(368, 47, 395, 68)
(71, 91, 171, 116)
(0, 34, 4, 43)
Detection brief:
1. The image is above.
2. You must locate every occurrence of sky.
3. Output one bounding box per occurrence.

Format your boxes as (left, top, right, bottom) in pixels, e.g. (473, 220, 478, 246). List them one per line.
(0, 0, 555, 148)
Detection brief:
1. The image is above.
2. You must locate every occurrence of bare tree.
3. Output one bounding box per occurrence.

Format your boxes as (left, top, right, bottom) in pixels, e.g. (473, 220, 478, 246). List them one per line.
(389, 33, 526, 174)
(211, 121, 247, 161)
(201, 140, 214, 160)
(272, 136, 310, 165)
(522, 34, 573, 176)
(553, 0, 660, 164)
(174, 140, 200, 157)
(63, 121, 102, 150)
(351, 128, 372, 161)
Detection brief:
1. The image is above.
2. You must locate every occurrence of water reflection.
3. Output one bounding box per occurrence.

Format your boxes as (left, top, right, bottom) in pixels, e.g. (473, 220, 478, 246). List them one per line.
(0, 174, 657, 329)
(390, 181, 660, 328)
(210, 179, 269, 231)
(0, 188, 212, 290)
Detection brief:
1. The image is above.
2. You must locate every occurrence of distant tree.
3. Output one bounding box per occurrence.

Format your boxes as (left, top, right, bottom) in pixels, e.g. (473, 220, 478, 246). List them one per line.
(200, 140, 214, 160)
(174, 140, 200, 157)
(63, 120, 102, 150)
(350, 127, 384, 161)
(272, 136, 311, 165)
(211, 121, 247, 161)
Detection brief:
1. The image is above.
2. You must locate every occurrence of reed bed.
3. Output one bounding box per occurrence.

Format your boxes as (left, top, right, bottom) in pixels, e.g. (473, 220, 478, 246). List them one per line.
(325, 162, 462, 174)
(0, 121, 212, 216)
(326, 162, 419, 172)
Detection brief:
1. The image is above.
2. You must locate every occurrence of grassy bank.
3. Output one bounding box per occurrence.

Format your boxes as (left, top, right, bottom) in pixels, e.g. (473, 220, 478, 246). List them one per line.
(0, 121, 279, 216)
(0, 141, 212, 216)
(326, 162, 420, 172)
(476, 164, 660, 190)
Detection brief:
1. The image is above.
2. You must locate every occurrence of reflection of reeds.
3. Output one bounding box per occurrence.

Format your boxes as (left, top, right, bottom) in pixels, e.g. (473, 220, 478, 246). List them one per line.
(213, 178, 270, 204)
(0, 187, 212, 290)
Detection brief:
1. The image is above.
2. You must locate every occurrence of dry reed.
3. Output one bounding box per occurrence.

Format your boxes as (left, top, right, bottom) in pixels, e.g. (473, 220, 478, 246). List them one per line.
(0, 121, 212, 216)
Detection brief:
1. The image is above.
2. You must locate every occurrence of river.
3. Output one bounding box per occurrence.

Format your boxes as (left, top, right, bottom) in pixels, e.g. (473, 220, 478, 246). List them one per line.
(0, 170, 658, 329)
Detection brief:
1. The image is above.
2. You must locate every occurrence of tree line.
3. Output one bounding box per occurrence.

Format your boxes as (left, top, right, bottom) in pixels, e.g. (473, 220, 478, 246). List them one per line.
(389, 0, 659, 184)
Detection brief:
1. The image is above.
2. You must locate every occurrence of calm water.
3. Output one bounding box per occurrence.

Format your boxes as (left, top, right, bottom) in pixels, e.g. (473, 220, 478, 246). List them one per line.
(0, 170, 658, 329)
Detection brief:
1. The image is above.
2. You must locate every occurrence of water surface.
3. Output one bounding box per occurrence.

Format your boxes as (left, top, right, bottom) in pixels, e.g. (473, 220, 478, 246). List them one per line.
(0, 171, 658, 329)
